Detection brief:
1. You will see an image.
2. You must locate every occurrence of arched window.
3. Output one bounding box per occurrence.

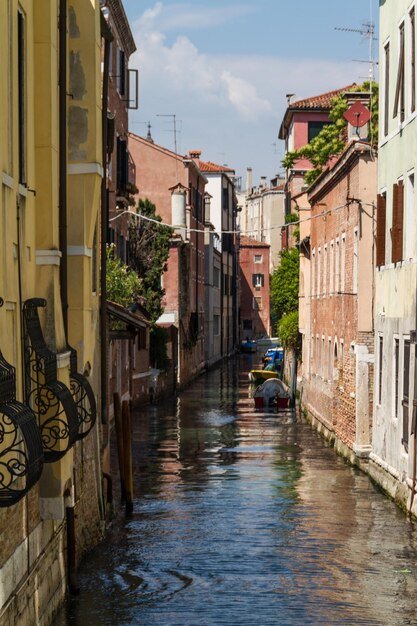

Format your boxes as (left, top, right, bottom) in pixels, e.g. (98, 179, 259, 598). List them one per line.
(333, 341, 339, 381)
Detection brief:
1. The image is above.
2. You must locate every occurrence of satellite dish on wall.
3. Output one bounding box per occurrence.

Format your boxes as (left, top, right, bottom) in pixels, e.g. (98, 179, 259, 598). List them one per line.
(343, 101, 371, 128)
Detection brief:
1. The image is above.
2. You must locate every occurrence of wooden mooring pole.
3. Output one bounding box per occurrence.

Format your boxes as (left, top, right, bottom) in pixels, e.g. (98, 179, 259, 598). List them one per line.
(122, 400, 134, 514)
(113, 392, 126, 502)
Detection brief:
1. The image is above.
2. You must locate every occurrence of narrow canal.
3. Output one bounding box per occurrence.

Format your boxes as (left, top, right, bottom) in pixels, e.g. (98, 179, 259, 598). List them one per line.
(55, 357, 417, 626)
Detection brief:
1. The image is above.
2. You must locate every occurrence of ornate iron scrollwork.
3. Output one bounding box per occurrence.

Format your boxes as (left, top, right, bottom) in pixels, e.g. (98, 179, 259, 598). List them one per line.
(0, 351, 43, 507)
(23, 298, 78, 463)
(68, 347, 97, 440)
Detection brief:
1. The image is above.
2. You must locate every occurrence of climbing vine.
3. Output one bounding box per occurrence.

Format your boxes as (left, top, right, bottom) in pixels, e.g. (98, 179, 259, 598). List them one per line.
(283, 81, 378, 186)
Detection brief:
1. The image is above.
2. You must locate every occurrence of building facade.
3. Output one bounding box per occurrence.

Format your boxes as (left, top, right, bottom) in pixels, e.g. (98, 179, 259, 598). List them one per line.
(302, 141, 376, 457)
(239, 170, 285, 271)
(128, 134, 207, 388)
(0, 1, 104, 623)
(372, 0, 417, 515)
(239, 237, 271, 340)
(192, 153, 239, 359)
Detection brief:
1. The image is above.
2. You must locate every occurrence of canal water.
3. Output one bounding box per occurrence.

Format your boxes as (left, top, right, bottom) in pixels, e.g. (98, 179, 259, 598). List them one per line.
(55, 357, 417, 626)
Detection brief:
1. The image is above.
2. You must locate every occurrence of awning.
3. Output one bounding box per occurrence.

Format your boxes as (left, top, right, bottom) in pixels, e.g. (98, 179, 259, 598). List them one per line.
(107, 300, 150, 339)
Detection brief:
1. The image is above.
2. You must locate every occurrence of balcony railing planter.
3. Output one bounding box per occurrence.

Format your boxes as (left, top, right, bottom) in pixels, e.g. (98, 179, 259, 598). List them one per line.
(23, 298, 79, 462)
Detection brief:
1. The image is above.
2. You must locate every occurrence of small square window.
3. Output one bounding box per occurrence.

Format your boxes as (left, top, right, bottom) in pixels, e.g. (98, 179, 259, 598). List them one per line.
(254, 255, 262, 263)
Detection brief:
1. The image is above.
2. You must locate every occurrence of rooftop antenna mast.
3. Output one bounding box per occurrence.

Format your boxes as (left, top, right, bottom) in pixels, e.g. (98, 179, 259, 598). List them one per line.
(335, 0, 377, 82)
(157, 113, 181, 183)
(156, 113, 179, 155)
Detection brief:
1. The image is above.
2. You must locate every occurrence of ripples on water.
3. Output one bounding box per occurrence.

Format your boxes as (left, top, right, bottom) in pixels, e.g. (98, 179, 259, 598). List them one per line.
(55, 358, 417, 626)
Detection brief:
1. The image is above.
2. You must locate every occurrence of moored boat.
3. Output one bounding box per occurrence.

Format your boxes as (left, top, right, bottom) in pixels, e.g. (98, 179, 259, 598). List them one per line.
(253, 378, 289, 410)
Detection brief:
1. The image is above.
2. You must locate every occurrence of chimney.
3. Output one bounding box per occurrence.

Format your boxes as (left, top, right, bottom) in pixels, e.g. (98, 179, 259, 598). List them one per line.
(188, 150, 202, 159)
(260, 176, 267, 189)
(169, 183, 188, 240)
(246, 167, 253, 193)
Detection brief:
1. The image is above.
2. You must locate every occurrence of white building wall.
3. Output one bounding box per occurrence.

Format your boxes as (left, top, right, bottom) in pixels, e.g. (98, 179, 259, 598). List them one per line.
(374, 0, 417, 512)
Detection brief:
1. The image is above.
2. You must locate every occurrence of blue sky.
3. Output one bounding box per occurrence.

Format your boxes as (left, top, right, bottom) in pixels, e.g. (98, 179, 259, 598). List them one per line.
(124, 0, 379, 186)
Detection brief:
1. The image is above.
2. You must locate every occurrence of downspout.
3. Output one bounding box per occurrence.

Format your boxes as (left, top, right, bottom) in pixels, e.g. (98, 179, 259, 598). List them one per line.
(100, 13, 113, 424)
(59, 0, 68, 335)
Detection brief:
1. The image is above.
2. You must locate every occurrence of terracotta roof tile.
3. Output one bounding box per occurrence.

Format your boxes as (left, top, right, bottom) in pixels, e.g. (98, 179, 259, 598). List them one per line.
(289, 83, 357, 111)
(195, 159, 235, 174)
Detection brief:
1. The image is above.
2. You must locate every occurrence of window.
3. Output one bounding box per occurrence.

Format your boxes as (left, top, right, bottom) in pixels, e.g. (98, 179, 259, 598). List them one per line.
(137, 328, 147, 351)
(403, 339, 410, 449)
(116, 137, 128, 193)
(394, 337, 399, 418)
(341, 234, 346, 292)
(392, 181, 404, 264)
(376, 193, 387, 266)
(254, 254, 262, 263)
(353, 229, 358, 293)
(252, 273, 264, 288)
(117, 47, 126, 95)
(308, 121, 330, 143)
(243, 319, 252, 331)
(214, 315, 220, 335)
(405, 173, 415, 259)
(378, 335, 384, 405)
(393, 23, 405, 122)
(321, 337, 325, 378)
(315, 335, 319, 374)
(253, 296, 262, 310)
(213, 267, 220, 288)
(317, 247, 321, 296)
(330, 241, 334, 294)
(312, 248, 316, 297)
(18, 10, 26, 184)
(335, 238, 340, 294)
(222, 185, 229, 212)
(333, 341, 338, 381)
(340, 339, 344, 382)
(411, 8, 416, 113)
(323, 244, 327, 296)
(328, 338, 332, 381)
(384, 42, 390, 136)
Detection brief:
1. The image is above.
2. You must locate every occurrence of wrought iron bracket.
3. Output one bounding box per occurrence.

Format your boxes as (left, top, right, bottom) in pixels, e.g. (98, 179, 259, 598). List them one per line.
(23, 298, 78, 462)
(0, 351, 43, 507)
(68, 347, 97, 440)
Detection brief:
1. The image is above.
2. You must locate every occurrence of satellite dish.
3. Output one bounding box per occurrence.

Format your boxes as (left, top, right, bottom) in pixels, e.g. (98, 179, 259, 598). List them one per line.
(343, 101, 371, 128)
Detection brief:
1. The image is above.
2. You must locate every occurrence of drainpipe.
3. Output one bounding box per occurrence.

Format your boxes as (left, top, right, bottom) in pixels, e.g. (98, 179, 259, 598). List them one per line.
(59, 0, 68, 336)
(100, 14, 113, 424)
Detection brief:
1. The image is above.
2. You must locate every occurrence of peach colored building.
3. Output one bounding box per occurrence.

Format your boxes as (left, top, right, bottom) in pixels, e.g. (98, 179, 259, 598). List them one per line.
(239, 237, 270, 339)
(279, 85, 356, 248)
(128, 133, 207, 388)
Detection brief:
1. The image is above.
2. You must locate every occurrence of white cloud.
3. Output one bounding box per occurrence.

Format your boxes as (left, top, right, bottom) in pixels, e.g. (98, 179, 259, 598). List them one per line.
(137, 2, 254, 32)
(129, 2, 366, 178)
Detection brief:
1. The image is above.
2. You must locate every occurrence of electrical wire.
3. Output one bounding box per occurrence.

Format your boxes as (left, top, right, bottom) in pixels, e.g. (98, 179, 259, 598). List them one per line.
(109, 198, 376, 237)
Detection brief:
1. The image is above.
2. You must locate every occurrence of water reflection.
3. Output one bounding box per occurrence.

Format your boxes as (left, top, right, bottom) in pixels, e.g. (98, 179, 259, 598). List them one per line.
(55, 358, 417, 626)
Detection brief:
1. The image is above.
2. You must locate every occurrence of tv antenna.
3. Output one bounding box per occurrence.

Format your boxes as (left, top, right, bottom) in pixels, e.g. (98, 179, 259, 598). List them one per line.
(156, 113, 181, 155)
(335, 4, 377, 83)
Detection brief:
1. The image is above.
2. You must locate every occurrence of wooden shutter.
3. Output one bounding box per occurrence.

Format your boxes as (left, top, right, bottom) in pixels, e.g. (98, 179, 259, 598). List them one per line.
(393, 24, 405, 121)
(391, 181, 404, 264)
(376, 194, 386, 267)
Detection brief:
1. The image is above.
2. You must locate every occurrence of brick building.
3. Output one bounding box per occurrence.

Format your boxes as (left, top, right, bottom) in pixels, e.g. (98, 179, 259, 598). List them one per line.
(239, 237, 271, 340)
(302, 140, 376, 455)
(128, 133, 207, 388)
